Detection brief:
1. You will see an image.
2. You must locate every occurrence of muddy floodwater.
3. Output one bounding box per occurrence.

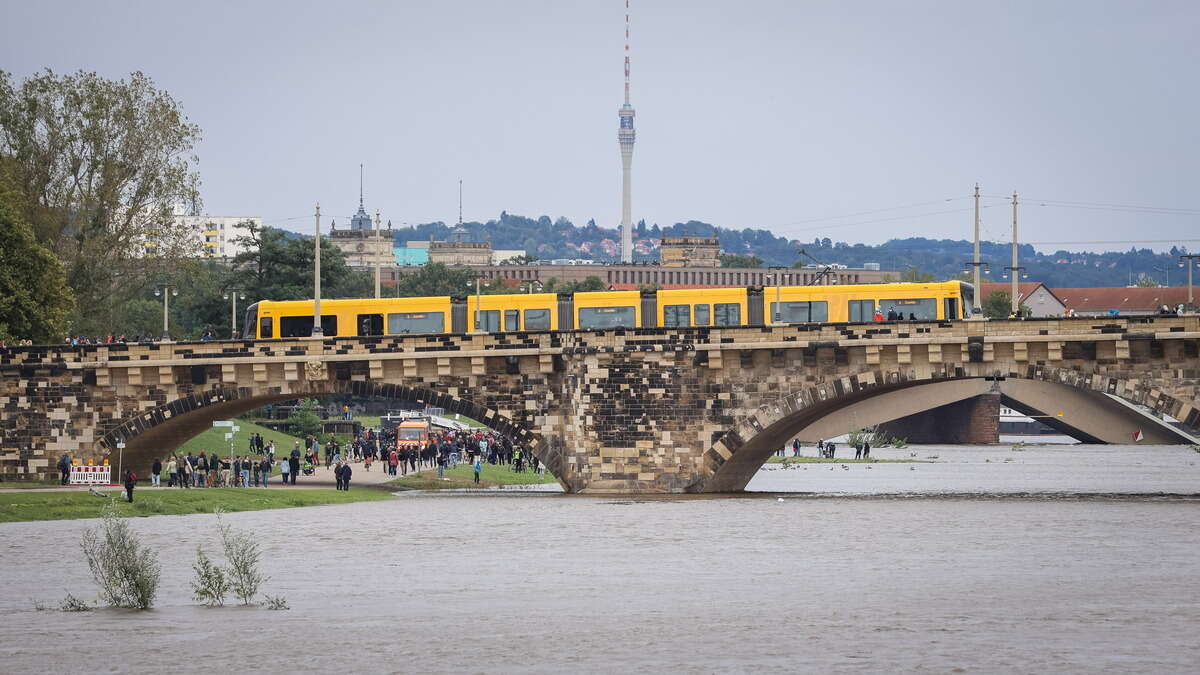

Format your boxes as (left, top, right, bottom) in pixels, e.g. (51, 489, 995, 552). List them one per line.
(1, 442, 1198, 673)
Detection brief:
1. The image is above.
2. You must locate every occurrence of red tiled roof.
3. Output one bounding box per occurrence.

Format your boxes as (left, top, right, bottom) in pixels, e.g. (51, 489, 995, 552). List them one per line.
(1052, 287, 1192, 312)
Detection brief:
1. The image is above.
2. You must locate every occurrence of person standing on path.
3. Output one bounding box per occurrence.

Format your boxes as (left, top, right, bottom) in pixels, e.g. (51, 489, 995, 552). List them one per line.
(58, 453, 71, 485)
(473, 456, 482, 484)
(165, 457, 177, 487)
(278, 455, 289, 486)
(863, 441, 870, 459)
(289, 450, 300, 485)
(123, 469, 136, 503)
(340, 461, 351, 491)
(151, 458, 162, 487)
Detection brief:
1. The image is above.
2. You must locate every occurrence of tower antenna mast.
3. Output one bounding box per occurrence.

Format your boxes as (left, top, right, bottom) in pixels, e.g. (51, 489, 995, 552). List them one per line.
(617, 0, 637, 263)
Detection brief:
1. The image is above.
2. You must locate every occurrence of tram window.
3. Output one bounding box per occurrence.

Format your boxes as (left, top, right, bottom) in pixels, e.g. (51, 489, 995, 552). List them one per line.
(523, 308, 551, 330)
(771, 301, 829, 323)
(693, 304, 710, 326)
(714, 303, 741, 326)
(280, 315, 337, 338)
(357, 313, 384, 336)
(579, 306, 636, 329)
(475, 310, 500, 332)
(879, 298, 936, 320)
(387, 312, 445, 334)
(504, 309, 520, 331)
(663, 304, 690, 327)
(848, 300, 875, 322)
(259, 316, 273, 339)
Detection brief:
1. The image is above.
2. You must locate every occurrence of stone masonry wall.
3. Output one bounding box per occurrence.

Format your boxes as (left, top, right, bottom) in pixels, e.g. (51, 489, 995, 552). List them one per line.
(2, 315, 1198, 492)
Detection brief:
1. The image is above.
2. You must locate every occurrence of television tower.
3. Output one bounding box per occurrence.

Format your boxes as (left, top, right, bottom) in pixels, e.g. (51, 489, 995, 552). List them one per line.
(618, 0, 636, 263)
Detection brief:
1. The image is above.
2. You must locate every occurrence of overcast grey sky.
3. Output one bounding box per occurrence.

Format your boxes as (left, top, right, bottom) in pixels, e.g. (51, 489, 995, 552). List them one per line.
(2, 0, 1197, 251)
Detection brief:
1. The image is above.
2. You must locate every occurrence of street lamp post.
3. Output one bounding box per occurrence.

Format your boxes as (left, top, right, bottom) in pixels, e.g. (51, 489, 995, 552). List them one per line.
(153, 285, 177, 341)
(1180, 254, 1200, 312)
(223, 289, 246, 339)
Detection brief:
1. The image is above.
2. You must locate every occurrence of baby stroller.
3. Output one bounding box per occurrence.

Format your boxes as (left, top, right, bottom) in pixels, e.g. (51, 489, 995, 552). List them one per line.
(301, 461, 315, 476)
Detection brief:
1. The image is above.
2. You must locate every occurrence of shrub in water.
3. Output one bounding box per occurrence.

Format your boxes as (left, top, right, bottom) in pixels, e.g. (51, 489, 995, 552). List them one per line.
(220, 519, 267, 605)
(80, 501, 161, 609)
(190, 546, 230, 607)
(59, 594, 92, 612)
(264, 594, 290, 610)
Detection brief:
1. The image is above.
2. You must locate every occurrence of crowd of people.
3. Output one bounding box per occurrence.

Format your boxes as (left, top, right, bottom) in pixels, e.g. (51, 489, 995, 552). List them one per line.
(132, 424, 529, 493)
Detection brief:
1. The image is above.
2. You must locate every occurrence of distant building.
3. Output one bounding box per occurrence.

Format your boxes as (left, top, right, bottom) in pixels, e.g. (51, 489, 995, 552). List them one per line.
(472, 264, 894, 288)
(146, 214, 260, 259)
(980, 282, 1066, 318)
(660, 236, 720, 267)
(427, 225, 493, 266)
(329, 200, 394, 270)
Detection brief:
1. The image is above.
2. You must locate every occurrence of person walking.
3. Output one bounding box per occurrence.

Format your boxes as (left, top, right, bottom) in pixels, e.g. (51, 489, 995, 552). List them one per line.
(151, 457, 162, 487)
(854, 442, 863, 460)
(289, 450, 300, 485)
(473, 456, 482, 485)
(791, 439, 800, 457)
(123, 469, 137, 503)
(57, 453, 71, 485)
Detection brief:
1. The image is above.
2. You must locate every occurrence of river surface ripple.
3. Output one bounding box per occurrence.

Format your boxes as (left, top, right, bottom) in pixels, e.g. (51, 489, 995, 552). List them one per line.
(1, 443, 1198, 673)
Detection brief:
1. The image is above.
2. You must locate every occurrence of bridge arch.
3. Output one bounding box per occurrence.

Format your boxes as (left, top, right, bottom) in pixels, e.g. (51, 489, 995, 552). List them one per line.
(96, 380, 557, 487)
(698, 367, 1200, 493)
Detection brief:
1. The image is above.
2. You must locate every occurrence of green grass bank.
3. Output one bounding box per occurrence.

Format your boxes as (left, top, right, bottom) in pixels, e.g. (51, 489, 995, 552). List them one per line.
(0, 487, 393, 523)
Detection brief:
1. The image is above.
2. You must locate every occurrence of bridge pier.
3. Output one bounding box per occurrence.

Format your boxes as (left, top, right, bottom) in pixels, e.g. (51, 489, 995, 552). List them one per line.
(877, 393, 1001, 444)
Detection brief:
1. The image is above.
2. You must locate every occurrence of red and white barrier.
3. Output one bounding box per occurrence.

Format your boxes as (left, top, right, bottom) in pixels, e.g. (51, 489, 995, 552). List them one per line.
(69, 465, 112, 485)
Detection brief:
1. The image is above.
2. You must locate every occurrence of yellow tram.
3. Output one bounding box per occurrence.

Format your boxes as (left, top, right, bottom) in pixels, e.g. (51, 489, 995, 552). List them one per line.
(244, 281, 973, 339)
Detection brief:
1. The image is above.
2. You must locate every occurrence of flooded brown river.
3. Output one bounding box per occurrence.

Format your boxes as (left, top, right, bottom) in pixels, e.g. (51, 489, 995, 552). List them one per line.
(2, 442, 1198, 673)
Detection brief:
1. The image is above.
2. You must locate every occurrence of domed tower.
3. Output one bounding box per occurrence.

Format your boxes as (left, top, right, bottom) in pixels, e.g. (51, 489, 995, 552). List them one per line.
(618, 0, 636, 264)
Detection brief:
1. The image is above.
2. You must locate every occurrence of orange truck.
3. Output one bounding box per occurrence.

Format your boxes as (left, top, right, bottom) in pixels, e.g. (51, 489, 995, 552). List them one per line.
(395, 419, 430, 450)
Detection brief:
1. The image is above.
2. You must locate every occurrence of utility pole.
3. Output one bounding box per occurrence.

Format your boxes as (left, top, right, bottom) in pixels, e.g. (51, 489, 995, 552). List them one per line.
(973, 184, 982, 313)
(1002, 192, 1027, 317)
(374, 209, 382, 299)
(962, 183, 988, 317)
(312, 203, 324, 337)
(1181, 254, 1200, 312)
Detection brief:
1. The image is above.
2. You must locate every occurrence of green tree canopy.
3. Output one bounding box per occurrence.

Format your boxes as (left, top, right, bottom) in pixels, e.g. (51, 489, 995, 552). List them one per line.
(719, 253, 763, 268)
(0, 190, 73, 343)
(231, 222, 372, 302)
(391, 262, 478, 298)
(982, 290, 1031, 319)
(0, 69, 203, 334)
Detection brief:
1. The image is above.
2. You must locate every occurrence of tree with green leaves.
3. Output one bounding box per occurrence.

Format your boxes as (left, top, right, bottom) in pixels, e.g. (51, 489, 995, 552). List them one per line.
(0, 189, 72, 343)
(0, 69, 203, 335)
(542, 276, 606, 293)
(719, 253, 763, 268)
(390, 262, 478, 298)
(288, 398, 323, 438)
(230, 222, 372, 302)
(982, 290, 1031, 319)
(899, 266, 937, 283)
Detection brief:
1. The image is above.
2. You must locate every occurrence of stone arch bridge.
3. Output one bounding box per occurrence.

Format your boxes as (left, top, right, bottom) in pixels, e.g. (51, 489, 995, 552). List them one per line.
(2, 316, 1198, 493)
